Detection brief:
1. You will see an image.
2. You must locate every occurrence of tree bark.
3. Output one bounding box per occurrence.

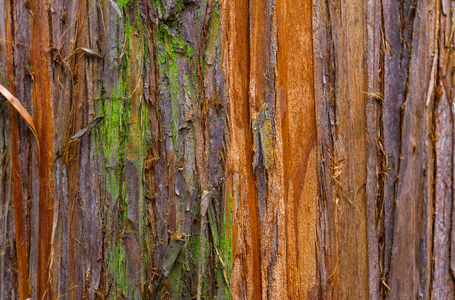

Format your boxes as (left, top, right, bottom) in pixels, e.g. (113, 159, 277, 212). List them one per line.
(0, 0, 454, 299)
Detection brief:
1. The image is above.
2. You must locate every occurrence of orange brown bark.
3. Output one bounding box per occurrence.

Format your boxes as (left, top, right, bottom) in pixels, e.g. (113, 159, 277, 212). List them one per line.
(29, 0, 54, 298)
(224, 0, 262, 298)
(276, 0, 318, 298)
(224, 0, 318, 298)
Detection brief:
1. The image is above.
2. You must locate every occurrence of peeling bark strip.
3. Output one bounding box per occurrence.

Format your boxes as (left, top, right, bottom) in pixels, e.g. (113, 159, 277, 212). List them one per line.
(1, 0, 455, 299)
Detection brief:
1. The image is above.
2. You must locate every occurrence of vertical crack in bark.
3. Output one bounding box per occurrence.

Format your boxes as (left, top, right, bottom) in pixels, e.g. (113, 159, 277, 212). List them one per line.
(377, 1, 387, 297)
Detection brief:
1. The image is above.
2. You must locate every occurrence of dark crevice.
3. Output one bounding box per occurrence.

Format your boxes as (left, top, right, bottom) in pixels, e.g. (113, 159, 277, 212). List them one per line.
(378, 0, 387, 297)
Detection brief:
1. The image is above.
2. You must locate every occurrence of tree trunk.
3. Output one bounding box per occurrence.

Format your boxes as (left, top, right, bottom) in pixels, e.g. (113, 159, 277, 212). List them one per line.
(0, 0, 454, 299)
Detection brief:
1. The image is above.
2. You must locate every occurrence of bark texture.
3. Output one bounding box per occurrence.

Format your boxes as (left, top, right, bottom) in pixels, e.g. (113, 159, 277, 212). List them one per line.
(1, 0, 228, 299)
(313, 0, 455, 298)
(0, 0, 454, 299)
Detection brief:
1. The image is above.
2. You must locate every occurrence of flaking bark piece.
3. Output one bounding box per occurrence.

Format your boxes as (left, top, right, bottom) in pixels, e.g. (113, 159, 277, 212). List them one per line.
(251, 104, 275, 170)
(0, 84, 40, 157)
(76, 47, 102, 58)
(70, 116, 104, 140)
(161, 240, 185, 277)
